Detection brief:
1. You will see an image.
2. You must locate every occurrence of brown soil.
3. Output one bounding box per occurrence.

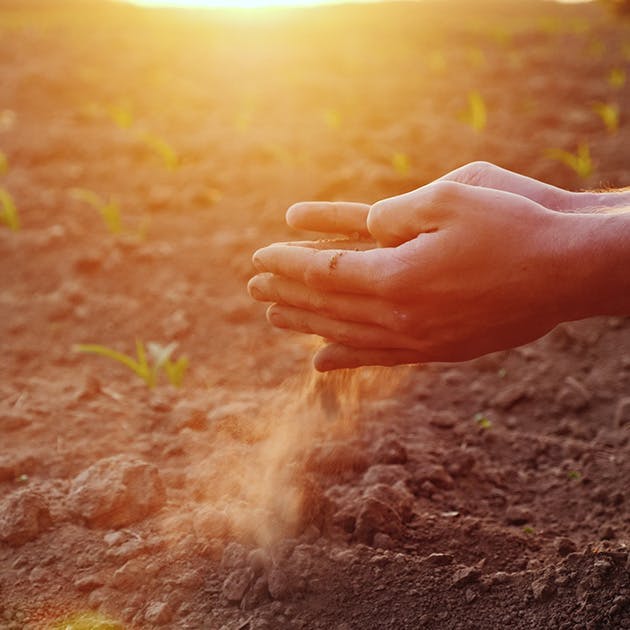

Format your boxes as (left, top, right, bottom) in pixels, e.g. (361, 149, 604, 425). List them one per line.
(1, 1, 629, 629)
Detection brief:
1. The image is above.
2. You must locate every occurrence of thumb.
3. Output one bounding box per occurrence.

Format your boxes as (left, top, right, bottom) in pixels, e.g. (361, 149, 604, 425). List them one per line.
(367, 181, 462, 247)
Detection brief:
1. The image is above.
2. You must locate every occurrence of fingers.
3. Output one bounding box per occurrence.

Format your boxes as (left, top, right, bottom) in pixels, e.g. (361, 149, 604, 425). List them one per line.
(313, 343, 427, 371)
(252, 244, 393, 295)
(249, 273, 397, 329)
(265, 304, 424, 351)
(286, 201, 370, 236)
(268, 238, 376, 251)
(367, 180, 546, 247)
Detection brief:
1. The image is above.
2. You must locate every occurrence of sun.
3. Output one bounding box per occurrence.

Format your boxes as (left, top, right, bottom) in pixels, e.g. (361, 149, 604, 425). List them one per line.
(126, 0, 379, 7)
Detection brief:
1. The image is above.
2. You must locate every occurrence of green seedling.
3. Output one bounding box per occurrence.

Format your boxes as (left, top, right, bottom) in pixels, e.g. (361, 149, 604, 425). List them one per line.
(607, 67, 626, 89)
(567, 470, 581, 481)
(70, 188, 122, 234)
(0, 150, 7, 175)
(545, 143, 593, 178)
(139, 131, 179, 170)
(522, 525, 535, 535)
(147, 342, 189, 387)
(391, 152, 411, 176)
(592, 102, 620, 133)
(323, 107, 342, 130)
(0, 188, 19, 231)
(107, 102, 133, 129)
(50, 611, 123, 630)
(75, 340, 188, 388)
(474, 412, 492, 429)
(459, 90, 487, 133)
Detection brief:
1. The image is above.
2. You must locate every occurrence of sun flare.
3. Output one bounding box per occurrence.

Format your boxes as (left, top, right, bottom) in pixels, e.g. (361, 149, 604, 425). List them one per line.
(126, 0, 383, 8)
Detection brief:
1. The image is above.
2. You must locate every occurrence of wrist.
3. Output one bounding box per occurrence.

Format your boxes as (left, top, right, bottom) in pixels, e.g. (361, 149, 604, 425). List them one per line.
(570, 189, 630, 213)
(559, 212, 630, 319)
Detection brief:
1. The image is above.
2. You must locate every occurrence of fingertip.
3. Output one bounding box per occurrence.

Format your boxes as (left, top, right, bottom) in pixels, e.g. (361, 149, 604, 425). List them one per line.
(286, 202, 307, 228)
(246, 276, 264, 301)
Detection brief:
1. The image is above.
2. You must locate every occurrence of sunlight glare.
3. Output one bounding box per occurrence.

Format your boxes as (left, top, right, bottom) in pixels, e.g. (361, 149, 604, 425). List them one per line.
(126, 0, 385, 8)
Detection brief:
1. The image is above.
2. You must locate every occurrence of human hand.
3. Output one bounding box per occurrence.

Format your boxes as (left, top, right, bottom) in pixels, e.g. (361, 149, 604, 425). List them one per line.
(250, 180, 593, 370)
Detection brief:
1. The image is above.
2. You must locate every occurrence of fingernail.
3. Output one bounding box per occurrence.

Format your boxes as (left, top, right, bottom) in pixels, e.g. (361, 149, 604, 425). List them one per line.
(248, 283, 264, 300)
(252, 250, 266, 272)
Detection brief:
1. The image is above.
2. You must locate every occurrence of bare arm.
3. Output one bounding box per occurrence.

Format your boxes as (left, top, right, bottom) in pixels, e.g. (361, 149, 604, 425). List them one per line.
(250, 165, 630, 371)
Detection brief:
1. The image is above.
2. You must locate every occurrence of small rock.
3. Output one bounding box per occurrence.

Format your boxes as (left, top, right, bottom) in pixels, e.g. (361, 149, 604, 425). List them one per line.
(555, 537, 578, 557)
(144, 601, 173, 625)
(0, 489, 51, 545)
(222, 567, 255, 603)
(67, 455, 165, 528)
(363, 483, 414, 522)
(614, 397, 630, 428)
(429, 411, 458, 429)
(267, 566, 292, 600)
(556, 377, 591, 412)
(374, 437, 407, 465)
(451, 564, 482, 587)
(414, 464, 454, 490)
(464, 588, 477, 603)
(490, 383, 529, 410)
(531, 575, 556, 601)
(505, 505, 532, 526)
(372, 533, 394, 550)
(354, 498, 403, 545)
(73, 574, 104, 592)
(241, 576, 270, 610)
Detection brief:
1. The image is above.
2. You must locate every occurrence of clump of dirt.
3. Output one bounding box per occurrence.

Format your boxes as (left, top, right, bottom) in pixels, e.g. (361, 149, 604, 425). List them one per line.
(1, 1, 629, 628)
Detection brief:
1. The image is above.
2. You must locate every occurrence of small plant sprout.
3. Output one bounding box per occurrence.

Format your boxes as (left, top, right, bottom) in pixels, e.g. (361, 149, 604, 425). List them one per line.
(0, 188, 19, 231)
(70, 188, 122, 234)
(139, 131, 179, 170)
(607, 67, 626, 89)
(459, 90, 487, 133)
(0, 150, 7, 175)
(391, 152, 411, 176)
(323, 107, 342, 130)
(474, 412, 492, 430)
(74, 340, 188, 388)
(592, 102, 620, 133)
(545, 143, 593, 179)
(107, 102, 133, 130)
(522, 525, 535, 535)
(567, 470, 581, 481)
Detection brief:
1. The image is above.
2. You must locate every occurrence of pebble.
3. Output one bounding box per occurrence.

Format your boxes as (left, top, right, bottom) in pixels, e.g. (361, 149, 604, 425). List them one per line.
(354, 498, 402, 545)
(429, 411, 458, 429)
(67, 455, 165, 528)
(505, 505, 533, 526)
(373, 436, 408, 465)
(555, 537, 578, 557)
(222, 567, 255, 603)
(451, 564, 482, 588)
(0, 488, 51, 545)
(555, 377, 591, 412)
(144, 601, 173, 625)
(267, 566, 292, 600)
(422, 553, 454, 567)
(490, 383, 529, 410)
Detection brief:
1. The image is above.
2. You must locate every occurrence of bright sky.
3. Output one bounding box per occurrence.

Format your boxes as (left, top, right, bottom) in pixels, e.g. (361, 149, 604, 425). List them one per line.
(127, 0, 390, 7)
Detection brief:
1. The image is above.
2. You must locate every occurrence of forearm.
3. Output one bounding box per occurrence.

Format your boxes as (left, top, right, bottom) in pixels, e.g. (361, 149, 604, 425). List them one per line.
(564, 210, 630, 319)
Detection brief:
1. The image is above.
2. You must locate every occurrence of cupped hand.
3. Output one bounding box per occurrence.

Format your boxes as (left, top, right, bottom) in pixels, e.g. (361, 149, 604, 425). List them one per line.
(250, 179, 582, 370)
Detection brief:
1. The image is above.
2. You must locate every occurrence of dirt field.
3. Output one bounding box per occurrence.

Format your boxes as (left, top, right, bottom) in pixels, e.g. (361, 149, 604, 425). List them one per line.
(1, 0, 629, 628)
